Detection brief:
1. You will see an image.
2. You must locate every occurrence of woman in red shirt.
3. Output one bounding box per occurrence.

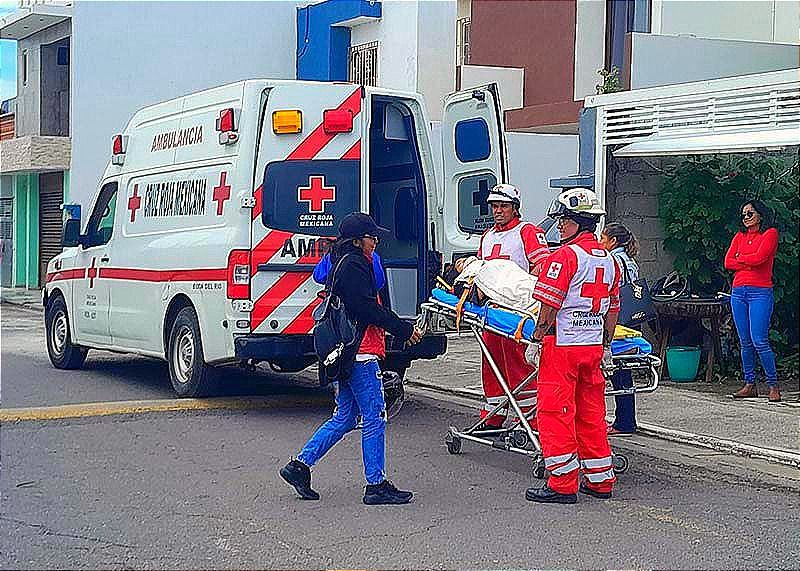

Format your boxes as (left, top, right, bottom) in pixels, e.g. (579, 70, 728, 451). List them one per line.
(724, 200, 780, 402)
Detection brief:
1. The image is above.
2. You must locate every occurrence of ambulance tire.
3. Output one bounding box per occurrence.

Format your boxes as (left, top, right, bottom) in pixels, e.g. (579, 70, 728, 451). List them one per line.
(45, 294, 88, 370)
(167, 307, 218, 398)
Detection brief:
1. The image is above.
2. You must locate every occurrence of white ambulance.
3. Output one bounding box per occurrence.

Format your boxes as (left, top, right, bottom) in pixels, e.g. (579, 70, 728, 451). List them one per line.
(44, 79, 508, 396)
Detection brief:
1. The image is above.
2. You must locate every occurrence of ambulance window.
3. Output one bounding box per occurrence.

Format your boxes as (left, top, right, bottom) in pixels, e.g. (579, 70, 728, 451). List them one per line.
(455, 118, 490, 162)
(261, 159, 360, 237)
(84, 182, 118, 247)
(457, 173, 497, 234)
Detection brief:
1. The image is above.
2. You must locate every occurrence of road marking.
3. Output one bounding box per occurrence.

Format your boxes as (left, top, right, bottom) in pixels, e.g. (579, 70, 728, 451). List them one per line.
(0, 395, 331, 423)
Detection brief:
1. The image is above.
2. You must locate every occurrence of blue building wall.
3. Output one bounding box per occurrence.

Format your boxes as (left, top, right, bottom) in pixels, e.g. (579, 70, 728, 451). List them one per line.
(296, 0, 381, 81)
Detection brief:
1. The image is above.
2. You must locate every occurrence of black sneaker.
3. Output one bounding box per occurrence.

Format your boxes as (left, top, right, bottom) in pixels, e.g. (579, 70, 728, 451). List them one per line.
(279, 459, 320, 500)
(363, 480, 413, 505)
(525, 485, 577, 504)
(579, 482, 612, 499)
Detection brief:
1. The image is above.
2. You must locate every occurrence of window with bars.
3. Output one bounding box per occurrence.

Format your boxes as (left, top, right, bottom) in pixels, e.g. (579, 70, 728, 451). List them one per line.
(456, 17, 471, 66)
(348, 41, 379, 86)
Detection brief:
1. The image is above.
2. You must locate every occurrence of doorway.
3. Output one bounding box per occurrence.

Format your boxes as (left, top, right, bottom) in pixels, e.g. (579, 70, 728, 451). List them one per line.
(368, 97, 427, 319)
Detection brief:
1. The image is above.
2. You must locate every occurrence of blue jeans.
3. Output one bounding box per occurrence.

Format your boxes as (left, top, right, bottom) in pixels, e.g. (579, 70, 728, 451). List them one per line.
(730, 286, 777, 386)
(611, 370, 636, 433)
(298, 360, 387, 485)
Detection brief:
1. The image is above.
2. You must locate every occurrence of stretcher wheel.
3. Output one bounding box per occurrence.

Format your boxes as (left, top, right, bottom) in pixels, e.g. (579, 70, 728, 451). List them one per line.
(612, 453, 629, 474)
(533, 458, 547, 479)
(510, 430, 530, 449)
(446, 436, 462, 455)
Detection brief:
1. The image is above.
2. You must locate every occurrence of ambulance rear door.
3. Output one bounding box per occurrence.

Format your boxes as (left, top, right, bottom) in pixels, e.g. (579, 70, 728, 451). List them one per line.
(440, 83, 508, 259)
(250, 83, 364, 336)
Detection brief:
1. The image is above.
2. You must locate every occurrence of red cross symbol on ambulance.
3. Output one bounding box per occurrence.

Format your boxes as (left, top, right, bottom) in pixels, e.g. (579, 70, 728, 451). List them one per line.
(298, 175, 335, 214)
(128, 184, 141, 222)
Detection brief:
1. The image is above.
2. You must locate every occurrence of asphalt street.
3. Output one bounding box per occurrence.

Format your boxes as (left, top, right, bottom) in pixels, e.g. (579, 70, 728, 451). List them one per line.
(2, 305, 799, 569)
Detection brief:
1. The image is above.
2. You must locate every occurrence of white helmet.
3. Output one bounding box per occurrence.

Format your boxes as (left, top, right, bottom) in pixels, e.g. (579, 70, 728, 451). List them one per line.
(487, 183, 521, 206)
(547, 187, 605, 221)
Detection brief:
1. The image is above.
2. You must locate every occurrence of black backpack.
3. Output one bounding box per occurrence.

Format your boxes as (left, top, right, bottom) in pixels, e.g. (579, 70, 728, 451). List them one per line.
(312, 254, 360, 382)
(617, 256, 657, 326)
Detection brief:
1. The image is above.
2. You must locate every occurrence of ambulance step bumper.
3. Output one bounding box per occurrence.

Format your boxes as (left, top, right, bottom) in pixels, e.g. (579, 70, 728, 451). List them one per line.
(234, 334, 315, 361)
(233, 334, 447, 362)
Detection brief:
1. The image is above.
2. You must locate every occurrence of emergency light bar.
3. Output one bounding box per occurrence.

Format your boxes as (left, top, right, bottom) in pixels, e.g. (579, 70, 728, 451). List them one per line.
(111, 134, 129, 165)
(272, 110, 302, 134)
(216, 108, 240, 145)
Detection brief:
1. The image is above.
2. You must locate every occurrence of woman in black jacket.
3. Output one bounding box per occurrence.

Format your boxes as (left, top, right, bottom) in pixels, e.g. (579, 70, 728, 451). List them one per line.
(280, 213, 422, 505)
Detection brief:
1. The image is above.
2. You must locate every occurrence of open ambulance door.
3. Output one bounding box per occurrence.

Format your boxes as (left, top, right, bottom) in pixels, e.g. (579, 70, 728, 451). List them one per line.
(250, 84, 364, 342)
(440, 83, 508, 260)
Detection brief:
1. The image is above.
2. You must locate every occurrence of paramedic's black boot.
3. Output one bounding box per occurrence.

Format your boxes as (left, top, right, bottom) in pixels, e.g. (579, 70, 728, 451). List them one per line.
(363, 480, 413, 505)
(280, 459, 320, 500)
(579, 482, 612, 499)
(525, 485, 577, 504)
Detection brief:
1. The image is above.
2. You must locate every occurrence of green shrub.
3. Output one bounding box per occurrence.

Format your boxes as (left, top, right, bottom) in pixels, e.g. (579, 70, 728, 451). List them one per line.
(659, 152, 799, 355)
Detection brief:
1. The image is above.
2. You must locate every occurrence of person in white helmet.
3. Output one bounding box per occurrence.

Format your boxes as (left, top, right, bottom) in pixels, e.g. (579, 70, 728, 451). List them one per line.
(474, 183, 550, 432)
(525, 188, 621, 504)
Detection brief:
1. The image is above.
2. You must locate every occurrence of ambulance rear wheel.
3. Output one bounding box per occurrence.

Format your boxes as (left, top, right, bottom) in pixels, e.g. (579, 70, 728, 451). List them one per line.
(168, 307, 217, 398)
(45, 294, 87, 370)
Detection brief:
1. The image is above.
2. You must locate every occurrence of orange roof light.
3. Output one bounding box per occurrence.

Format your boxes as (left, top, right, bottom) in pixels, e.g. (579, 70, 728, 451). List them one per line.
(272, 110, 302, 134)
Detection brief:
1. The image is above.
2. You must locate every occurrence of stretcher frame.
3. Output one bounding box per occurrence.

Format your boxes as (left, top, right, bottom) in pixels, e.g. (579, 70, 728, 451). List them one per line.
(420, 297, 662, 478)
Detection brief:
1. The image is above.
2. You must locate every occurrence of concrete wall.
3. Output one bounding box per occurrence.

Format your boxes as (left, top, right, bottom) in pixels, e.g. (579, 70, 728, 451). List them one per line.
(39, 36, 69, 136)
(350, 0, 419, 91)
(605, 156, 677, 281)
(70, 1, 297, 208)
(460, 64, 523, 110)
(416, 0, 456, 121)
(574, 0, 607, 101)
(628, 33, 800, 89)
(506, 132, 578, 220)
(15, 19, 70, 137)
(653, 0, 800, 44)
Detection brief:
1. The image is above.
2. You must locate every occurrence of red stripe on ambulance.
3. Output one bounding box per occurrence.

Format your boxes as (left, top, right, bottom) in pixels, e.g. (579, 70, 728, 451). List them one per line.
(282, 298, 321, 334)
(341, 139, 361, 160)
(251, 271, 312, 331)
(286, 89, 361, 161)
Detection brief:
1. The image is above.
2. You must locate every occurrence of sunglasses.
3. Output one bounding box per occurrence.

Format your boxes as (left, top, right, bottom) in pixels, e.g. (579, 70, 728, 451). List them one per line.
(741, 211, 757, 219)
(363, 234, 380, 244)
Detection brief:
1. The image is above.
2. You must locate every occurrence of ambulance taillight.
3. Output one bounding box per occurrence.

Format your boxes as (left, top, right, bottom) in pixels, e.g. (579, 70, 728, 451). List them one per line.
(323, 109, 353, 134)
(227, 249, 250, 299)
(216, 108, 240, 145)
(111, 134, 128, 165)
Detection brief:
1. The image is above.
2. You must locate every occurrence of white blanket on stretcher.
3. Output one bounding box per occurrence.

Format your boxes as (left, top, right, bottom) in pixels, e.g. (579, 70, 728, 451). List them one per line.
(456, 258, 540, 315)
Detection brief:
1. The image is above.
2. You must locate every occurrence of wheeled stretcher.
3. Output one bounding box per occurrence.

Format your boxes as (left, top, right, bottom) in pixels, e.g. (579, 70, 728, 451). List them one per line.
(420, 288, 661, 478)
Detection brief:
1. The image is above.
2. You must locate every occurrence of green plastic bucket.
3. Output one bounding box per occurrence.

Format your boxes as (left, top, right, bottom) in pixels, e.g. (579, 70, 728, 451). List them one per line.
(666, 346, 702, 382)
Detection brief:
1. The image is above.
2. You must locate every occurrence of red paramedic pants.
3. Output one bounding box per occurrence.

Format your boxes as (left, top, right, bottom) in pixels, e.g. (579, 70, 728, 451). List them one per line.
(480, 331, 537, 428)
(536, 335, 616, 494)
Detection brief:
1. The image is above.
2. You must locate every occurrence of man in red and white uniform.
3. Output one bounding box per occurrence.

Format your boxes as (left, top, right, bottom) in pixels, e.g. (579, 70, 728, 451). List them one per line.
(475, 184, 549, 431)
(525, 188, 621, 504)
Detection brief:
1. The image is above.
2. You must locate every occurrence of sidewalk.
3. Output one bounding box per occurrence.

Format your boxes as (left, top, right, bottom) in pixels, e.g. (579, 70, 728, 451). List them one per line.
(406, 335, 800, 468)
(1, 287, 43, 311)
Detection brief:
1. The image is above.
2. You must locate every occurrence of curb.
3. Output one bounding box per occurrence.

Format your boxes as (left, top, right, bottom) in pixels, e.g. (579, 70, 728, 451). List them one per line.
(1, 298, 43, 313)
(0, 395, 333, 423)
(406, 379, 800, 470)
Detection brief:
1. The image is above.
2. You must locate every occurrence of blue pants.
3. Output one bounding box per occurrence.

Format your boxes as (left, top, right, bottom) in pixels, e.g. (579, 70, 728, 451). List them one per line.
(611, 370, 636, 433)
(298, 360, 387, 485)
(730, 286, 777, 386)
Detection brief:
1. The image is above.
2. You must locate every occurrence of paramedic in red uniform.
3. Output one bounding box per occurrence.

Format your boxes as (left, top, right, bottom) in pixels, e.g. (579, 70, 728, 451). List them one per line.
(475, 184, 550, 431)
(526, 188, 620, 504)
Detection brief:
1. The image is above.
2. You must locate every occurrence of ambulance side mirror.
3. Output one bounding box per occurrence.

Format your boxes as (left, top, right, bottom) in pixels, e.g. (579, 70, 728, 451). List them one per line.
(62, 218, 82, 248)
